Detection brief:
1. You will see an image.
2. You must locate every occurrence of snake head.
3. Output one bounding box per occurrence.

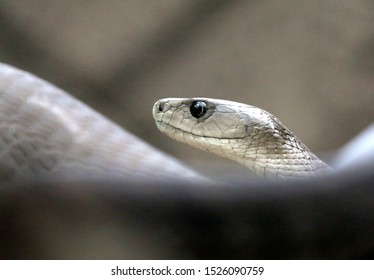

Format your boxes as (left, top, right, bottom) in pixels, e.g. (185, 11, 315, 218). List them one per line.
(153, 97, 330, 179)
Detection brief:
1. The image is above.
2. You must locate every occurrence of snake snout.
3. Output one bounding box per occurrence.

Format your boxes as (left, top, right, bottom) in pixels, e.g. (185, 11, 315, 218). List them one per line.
(153, 100, 168, 120)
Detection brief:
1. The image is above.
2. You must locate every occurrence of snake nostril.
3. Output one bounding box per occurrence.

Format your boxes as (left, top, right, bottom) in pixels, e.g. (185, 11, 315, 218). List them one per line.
(158, 101, 165, 112)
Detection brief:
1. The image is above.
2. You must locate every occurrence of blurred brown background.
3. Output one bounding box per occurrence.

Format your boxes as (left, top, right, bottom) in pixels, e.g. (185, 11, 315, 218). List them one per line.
(1, 0, 373, 174)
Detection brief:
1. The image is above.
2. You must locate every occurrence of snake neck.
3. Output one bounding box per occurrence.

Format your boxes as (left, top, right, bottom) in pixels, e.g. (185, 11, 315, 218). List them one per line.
(157, 119, 331, 179)
(215, 127, 331, 179)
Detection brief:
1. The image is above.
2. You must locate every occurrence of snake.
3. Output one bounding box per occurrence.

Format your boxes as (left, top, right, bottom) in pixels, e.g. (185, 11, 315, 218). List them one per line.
(153, 98, 332, 179)
(3, 63, 374, 261)
(0, 62, 331, 181)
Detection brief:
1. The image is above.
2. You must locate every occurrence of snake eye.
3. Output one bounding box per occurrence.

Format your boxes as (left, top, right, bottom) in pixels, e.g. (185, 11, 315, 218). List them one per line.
(190, 100, 208, 118)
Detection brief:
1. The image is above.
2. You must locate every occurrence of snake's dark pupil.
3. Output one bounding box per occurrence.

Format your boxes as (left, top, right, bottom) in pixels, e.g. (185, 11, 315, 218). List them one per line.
(190, 100, 207, 118)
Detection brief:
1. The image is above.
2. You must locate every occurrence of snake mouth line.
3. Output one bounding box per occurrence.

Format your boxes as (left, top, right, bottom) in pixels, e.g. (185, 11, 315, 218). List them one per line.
(155, 120, 249, 141)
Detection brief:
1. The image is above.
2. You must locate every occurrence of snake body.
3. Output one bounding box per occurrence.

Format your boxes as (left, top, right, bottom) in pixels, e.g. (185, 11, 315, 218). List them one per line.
(153, 98, 331, 179)
(0, 63, 204, 182)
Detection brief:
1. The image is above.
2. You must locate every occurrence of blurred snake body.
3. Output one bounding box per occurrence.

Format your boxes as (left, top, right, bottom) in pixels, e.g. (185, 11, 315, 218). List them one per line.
(0, 63, 204, 182)
(153, 98, 331, 179)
